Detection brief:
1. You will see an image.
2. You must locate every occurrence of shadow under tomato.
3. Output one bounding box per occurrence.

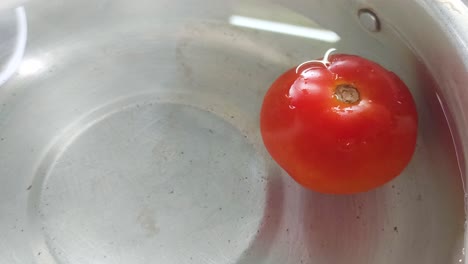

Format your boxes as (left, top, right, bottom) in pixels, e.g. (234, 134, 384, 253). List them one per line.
(299, 187, 384, 264)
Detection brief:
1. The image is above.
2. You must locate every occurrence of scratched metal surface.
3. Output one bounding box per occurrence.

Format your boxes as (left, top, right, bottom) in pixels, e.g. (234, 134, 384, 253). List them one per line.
(0, 0, 467, 263)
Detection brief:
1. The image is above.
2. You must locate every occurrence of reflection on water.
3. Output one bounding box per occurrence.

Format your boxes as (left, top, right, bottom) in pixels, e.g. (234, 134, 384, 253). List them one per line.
(229, 15, 340, 43)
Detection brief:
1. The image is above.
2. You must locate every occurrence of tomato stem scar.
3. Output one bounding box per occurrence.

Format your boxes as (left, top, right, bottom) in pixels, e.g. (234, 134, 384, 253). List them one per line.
(295, 48, 337, 74)
(334, 84, 360, 104)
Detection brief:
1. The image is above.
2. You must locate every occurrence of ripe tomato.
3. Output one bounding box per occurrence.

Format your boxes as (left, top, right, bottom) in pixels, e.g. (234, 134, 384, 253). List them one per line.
(260, 49, 418, 194)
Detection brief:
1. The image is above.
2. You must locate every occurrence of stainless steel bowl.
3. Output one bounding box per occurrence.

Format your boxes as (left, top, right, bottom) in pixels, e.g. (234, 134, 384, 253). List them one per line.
(0, 0, 467, 263)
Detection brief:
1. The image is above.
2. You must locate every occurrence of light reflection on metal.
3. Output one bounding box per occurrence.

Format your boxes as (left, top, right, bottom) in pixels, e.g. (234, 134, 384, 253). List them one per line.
(229, 15, 340, 43)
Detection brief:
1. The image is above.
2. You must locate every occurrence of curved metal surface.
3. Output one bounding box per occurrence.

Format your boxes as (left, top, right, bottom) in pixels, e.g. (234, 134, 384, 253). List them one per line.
(0, 6, 27, 87)
(0, 0, 466, 263)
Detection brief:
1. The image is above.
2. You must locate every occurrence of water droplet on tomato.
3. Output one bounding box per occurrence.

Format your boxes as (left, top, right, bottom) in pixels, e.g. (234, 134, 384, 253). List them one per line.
(289, 105, 296, 110)
(337, 138, 356, 152)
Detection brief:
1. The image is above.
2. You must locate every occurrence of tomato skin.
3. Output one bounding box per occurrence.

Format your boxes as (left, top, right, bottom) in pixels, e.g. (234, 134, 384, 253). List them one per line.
(260, 53, 418, 194)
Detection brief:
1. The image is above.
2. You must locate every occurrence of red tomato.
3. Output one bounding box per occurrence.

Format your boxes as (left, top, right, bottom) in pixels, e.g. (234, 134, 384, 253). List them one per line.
(260, 49, 418, 194)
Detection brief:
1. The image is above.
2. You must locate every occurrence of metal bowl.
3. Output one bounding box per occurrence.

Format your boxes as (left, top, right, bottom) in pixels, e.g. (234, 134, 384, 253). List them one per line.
(0, 0, 467, 263)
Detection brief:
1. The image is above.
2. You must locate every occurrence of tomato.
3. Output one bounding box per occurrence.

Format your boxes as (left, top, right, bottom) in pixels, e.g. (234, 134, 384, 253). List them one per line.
(260, 49, 418, 194)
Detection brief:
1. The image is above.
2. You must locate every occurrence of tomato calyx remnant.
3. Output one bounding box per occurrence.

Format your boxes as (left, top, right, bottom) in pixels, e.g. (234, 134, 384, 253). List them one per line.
(296, 48, 362, 105)
(334, 84, 360, 104)
(295, 48, 337, 74)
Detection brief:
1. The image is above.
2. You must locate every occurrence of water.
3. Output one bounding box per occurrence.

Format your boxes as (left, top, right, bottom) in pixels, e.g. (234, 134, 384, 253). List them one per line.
(0, 0, 465, 263)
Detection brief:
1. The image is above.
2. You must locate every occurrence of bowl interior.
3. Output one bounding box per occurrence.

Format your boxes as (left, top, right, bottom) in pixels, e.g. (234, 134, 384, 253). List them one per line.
(0, 1, 465, 264)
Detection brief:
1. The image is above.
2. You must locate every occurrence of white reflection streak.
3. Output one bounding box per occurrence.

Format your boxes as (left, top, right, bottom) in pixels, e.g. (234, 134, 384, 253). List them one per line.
(0, 6, 27, 86)
(18, 58, 44, 75)
(229, 15, 340, 43)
